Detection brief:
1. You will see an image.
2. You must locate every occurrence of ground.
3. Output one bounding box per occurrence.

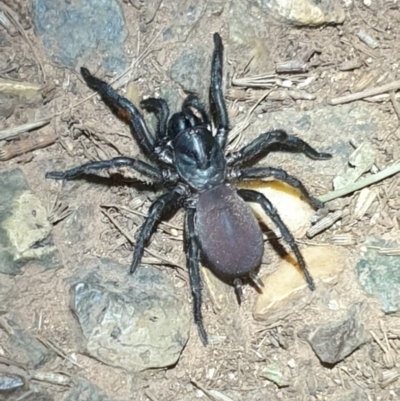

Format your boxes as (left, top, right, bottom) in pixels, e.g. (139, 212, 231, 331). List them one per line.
(1, 0, 400, 400)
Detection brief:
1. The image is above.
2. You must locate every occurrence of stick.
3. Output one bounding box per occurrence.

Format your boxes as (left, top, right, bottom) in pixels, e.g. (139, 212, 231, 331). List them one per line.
(0, 118, 51, 141)
(329, 80, 400, 105)
(318, 162, 400, 203)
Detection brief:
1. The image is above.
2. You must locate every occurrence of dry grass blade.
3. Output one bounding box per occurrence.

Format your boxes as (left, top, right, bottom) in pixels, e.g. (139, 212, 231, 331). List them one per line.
(101, 208, 186, 272)
(329, 80, 400, 105)
(232, 73, 308, 89)
(307, 210, 342, 238)
(0, 118, 51, 141)
(102, 203, 182, 231)
(191, 380, 237, 401)
(227, 90, 272, 152)
(47, 194, 72, 225)
(318, 162, 400, 203)
(30, 371, 72, 387)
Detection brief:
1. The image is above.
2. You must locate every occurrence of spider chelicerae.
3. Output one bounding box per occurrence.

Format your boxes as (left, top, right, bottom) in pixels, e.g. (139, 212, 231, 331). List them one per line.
(46, 33, 331, 345)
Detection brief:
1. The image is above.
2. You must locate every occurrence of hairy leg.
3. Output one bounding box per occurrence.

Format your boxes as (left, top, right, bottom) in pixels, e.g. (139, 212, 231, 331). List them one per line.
(45, 157, 162, 182)
(237, 189, 315, 291)
(185, 208, 208, 345)
(232, 166, 323, 209)
(210, 33, 229, 149)
(130, 190, 182, 274)
(228, 129, 332, 166)
(81, 67, 156, 159)
(140, 98, 169, 142)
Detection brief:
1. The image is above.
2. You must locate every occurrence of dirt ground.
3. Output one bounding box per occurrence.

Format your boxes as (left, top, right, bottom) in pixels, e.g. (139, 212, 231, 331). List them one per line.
(2, 1, 400, 400)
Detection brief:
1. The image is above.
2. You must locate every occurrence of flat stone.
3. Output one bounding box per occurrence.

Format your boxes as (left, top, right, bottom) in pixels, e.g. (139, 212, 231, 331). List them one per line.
(162, 1, 207, 43)
(238, 103, 382, 180)
(0, 372, 24, 392)
(253, 246, 350, 323)
(355, 236, 400, 313)
(260, 363, 290, 387)
(0, 169, 61, 275)
(4, 315, 54, 369)
(70, 259, 190, 372)
(32, 0, 127, 73)
(201, 266, 245, 344)
(169, 46, 210, 102)
(298, 303, 370, 365)
(239, 180, 315, 238)
(66, 378, 121, 401)
(257, 0, 345, 26)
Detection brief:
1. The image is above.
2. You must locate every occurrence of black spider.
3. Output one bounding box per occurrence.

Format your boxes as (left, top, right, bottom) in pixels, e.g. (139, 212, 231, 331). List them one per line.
(46, 33, 331, 345)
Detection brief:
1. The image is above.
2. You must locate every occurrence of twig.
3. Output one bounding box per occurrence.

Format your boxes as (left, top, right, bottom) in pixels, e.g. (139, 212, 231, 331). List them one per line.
(144, 390, 160, 401)
(227, 89, 272, 152)
(102, 203, 182, 231)
(390, 91, 400, 121)
(101, 208, 186, 271)
(0, 118, 51, 141)
(36, 336, 83, 368)
(0, 3, 45, 82)
(191, 380, 237, 401)
(0, 131, 56, 160)
(232, 73, 308, 89)
(318, 162, 400, 203)
(329, 80, 400, 105)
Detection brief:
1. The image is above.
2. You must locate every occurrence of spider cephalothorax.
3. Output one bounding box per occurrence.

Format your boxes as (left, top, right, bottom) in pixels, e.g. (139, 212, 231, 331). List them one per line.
(46, 33, 331, 345)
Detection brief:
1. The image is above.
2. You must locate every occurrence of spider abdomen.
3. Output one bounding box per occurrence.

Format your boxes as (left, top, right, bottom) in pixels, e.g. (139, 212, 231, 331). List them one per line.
(196, 185, 264, 278)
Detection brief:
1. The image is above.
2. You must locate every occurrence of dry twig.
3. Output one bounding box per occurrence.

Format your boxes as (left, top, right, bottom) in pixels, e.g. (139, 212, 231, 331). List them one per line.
(0, 2, 45, 82)
(329, 80, 400, 105)
(101, 207, 186, 272)
(0, 118, 51, 141)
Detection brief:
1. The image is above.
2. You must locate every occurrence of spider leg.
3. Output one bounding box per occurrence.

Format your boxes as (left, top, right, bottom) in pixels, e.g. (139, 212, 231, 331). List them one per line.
(45, 157, 162, 182)
(140, 98, 169, 142)
(81, 67, 156, 159)
(210, 33, 229, 150)
(130, 190, 182, 274)
(237, 189, 315, 291)
(227, 129, 332, 166)
(185, 208, 208, 345)
(183, 94, 211, 126)
(233, 166, 323, 209)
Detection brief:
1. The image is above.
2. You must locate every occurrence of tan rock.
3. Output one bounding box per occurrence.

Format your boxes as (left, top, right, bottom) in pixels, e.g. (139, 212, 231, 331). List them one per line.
(253, 246, 351, 323)
(239, 180, 315, 238)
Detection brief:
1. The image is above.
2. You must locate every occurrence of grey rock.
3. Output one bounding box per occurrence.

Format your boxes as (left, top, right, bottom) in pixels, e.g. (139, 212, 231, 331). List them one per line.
(258, 0, 345, 26)
(64, 205, 95, 246)
(70, 259, 190, 372)
(162, 0, 207, 43)
(66, 378, 120, 401)
(5, 315, 54, 369)
(234, 103, 383, 180)
(0, 372, 24, 392)
(8, 389, 54, 401)
(0, 169, 61, 275)
(32, 0, 127, 73)
(356, 237, 400, 313)
(159, 83, 183, 115)
(260, 364, 289, 387)
(169, 46, 210, 102)
(229, 0, 260, 48)
(0, 94, 16, 120)
(298, 303, 370, 365)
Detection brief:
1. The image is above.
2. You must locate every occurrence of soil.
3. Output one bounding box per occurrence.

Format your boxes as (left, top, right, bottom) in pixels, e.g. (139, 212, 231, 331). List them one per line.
(1, 1, 400, 400)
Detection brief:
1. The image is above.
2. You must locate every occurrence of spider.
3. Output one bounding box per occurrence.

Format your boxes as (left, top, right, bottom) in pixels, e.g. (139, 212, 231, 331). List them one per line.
(46, 33, 331, 345)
